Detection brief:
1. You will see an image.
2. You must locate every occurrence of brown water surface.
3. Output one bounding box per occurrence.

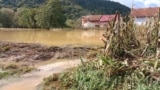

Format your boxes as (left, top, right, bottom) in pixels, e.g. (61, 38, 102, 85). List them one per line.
(0, 29, 104, 46)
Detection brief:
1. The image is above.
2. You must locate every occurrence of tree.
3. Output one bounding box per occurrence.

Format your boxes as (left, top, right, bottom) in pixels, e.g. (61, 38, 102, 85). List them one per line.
(14, 8, 37, 28)
(35, 0, 66, 29)
(0, 12, 3, 27)
(0, 8, 14, 27)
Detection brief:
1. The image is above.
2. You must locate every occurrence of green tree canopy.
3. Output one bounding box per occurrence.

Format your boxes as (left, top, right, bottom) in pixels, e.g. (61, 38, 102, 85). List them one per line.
(36, 0, 66, 29)
(0, 0, 130, 28)
(0, 8, 14, 27)
(14, 8, 37, 28)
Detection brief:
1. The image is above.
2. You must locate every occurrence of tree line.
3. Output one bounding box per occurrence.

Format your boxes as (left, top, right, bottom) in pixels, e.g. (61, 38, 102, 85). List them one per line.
(0, 0, 130, 29)
(0, 0, 45, 8)
(0, 0, 66, 29)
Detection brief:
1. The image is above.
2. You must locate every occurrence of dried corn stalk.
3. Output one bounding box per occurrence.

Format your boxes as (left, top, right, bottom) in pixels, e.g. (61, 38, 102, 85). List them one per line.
(154, 8, 160, 69)
(141, 16, 159, 56)
(102, 13, 140, 59)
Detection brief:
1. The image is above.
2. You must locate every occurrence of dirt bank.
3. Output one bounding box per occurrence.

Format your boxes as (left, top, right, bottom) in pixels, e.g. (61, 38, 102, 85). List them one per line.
(0, 59, 83, 90)
(0, 41, 99, 89)
(0, 41, 98, 63)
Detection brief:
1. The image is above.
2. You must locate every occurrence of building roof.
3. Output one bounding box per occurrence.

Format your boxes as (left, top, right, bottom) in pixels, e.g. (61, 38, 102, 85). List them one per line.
(88, 15, 102, 21)
(131, 7, 160, 17)
(82, 15, 102, 22)
(82, 15, 115, 22)
(100, 15, 115, 22)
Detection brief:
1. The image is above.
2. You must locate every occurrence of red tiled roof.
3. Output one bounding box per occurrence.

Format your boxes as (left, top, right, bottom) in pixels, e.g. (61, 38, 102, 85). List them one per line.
(100, 15, 115, 22)
(82, 15, 115, 22)
(131, 7, 160, 17)
(82, 15, 102, 22)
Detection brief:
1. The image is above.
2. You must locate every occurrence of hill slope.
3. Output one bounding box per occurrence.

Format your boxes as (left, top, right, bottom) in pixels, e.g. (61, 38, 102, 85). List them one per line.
(0, 0, 45, 8)
(63, 0, 130, 19)
(0, 0, 130, 19)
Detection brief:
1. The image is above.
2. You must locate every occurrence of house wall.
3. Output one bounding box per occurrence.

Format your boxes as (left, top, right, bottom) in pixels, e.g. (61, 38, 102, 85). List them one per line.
(134, 17, 146, 25)
(82, 21, 109, 29)
(83, 22, 95, 29)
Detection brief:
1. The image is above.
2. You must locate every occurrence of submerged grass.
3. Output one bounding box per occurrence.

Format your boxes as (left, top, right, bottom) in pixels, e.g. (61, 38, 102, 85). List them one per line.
(42, 56, 160, 90)
(0, 62, 34, 79)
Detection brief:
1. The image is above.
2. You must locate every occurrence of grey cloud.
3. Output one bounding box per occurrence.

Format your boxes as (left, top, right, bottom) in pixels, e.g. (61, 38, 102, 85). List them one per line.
(134, 1, 145, 8)
(148, 3, 158, 7)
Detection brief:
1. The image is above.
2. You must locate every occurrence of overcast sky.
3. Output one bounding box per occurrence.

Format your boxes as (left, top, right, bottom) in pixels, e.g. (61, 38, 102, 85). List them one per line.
(112, 0, 160, 8)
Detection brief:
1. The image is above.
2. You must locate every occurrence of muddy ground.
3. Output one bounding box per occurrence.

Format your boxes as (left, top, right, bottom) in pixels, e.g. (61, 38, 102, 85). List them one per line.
(0, 41, 99, 64)
(0, 41, 99, 89)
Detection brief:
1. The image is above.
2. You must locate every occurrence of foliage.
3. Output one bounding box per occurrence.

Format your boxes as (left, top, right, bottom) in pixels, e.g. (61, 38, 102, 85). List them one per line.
(0, 0, 130, 28)
(15, 8, 37, 28)
(0, 0, 45, 8)
(0, 72, 10, 79)
(0, 8, 14, 27)
(42, 57, 160, 90)
(0, 0, 67, 28)
(35, 0, 67, 29)
(0, 62, 34, 79)
(62, 0, 130, 20)
(71, 0, 130, 16)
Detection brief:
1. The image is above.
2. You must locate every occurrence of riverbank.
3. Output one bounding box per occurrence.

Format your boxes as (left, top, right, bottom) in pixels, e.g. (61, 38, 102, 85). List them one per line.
(0, 41, 98, 64)
(0, 59, 83, 90)
(0, 41, 100, 89)
(0, 28, 106, 31)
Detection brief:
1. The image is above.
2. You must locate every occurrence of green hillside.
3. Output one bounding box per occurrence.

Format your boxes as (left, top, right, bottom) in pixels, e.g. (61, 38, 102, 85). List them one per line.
(0, 0, 45, 8)
(0, 0, 130, 18)
(0, 0, 130, 28)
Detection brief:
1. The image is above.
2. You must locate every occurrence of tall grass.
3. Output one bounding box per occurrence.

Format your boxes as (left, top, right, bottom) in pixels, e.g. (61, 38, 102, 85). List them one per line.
(42, 56, 160, 90)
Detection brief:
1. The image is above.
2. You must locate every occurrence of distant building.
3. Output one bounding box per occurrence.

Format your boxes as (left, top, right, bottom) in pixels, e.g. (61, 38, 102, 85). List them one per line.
(130, 7, 160, 25)
(81, 15, 115, 29)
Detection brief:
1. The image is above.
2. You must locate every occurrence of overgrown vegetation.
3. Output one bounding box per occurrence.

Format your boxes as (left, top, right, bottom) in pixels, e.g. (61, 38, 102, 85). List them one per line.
(0, 0, 66, 28)
(42, 57, 160, 90)
(42, 14, 160, 89)
(0, 62, 34, 79)
(0, 0, 45, 8)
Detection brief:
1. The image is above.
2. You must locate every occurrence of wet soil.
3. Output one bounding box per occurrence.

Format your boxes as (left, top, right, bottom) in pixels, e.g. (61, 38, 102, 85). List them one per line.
(0, 41, 98, 63)
(0, 59, 83, 90)
(0, 41, 97, 90)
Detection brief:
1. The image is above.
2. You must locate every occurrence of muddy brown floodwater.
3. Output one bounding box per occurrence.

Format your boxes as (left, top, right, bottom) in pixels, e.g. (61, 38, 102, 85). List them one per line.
(0, 59, 83, 90)
(0, 29, 104, 46)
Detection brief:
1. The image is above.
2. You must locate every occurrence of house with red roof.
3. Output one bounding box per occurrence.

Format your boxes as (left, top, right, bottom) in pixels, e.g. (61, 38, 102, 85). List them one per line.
(82, 15, 115, 28)
(130, 7, 160, 25)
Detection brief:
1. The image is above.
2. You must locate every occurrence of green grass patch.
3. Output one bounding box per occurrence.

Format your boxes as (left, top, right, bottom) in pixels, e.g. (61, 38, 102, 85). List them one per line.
(0, 72, 10, 79)
(0, 62, 34, 79)
(42, 56, 160, 90)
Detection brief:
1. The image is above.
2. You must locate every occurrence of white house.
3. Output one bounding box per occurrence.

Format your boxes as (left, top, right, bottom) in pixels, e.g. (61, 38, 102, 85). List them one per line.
(81, 15, 115, 29)
(130, 7, 160, 25)
(83, 22, 95, 29)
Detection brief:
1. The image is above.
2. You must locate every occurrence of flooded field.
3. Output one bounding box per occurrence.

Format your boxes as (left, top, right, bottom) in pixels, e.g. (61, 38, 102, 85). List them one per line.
(0, 29, 104, 46)
(0, 28, 103, 90)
